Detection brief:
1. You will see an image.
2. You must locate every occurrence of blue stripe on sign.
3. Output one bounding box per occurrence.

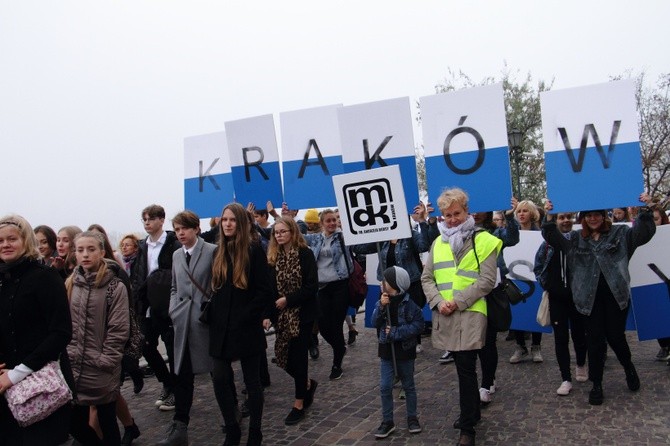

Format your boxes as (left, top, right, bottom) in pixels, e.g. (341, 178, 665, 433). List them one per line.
(343, 155, 420, 212)
(631, 282, 670, 341)
(184, 173, 235, 218)
(230, 160, 283, 208)
(425, 145, 512, 213)
(544, 141, 643, 212)
(282, 155, 344, 208)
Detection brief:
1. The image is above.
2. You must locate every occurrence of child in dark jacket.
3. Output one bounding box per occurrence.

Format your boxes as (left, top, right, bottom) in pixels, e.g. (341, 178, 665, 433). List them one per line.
(371, 266, 424, 438)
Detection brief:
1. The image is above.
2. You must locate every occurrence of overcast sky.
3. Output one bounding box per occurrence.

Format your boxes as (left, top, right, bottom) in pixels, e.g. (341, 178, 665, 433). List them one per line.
(2, 0, 668, 240)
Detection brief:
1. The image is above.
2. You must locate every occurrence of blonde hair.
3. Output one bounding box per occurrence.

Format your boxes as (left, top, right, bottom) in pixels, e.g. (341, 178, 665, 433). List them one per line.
(437, 188, 469, 214)
(515, 200, 540, 225)
(267, 217, 308, 266)
(65, 231, 109, 296)
(0, 214, 39, 261)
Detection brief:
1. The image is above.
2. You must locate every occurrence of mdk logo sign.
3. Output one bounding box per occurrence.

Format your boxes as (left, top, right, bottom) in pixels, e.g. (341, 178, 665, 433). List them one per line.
(333, 165, 411, 245)
(343, 178, 397, 234)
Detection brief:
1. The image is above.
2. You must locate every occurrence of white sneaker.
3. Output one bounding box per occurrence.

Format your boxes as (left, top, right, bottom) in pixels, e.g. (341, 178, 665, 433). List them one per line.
(531, 345, 544, 363)
(575, 365, 588, 382)
(479, 387, 492, 404)
(556, 381, 572, 396)
(416, 344, 423, 353)
(509, 346, 528, 364)
(489, 383, 496, 394)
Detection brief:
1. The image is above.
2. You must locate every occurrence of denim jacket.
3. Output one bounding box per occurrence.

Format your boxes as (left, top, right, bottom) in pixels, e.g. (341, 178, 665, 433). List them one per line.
(371, 293, 424, 352)
(541, 210, 656, 316)
(352, 221, 434, 283)
(304, 231, 353, 281)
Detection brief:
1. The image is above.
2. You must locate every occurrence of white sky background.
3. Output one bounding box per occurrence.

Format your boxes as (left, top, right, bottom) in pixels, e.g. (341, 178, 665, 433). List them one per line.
(1, 0, 668, 241)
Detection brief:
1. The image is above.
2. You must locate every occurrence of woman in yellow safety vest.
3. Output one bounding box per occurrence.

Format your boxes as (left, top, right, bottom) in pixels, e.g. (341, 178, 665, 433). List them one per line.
(421, 188, 501, 446)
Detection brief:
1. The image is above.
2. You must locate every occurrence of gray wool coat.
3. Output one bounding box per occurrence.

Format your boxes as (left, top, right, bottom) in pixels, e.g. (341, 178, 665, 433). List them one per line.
(170, 237, 216, 375)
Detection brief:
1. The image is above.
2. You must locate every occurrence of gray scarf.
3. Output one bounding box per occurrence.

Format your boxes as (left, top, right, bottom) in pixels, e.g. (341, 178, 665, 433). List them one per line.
(438, 215, 476, 255)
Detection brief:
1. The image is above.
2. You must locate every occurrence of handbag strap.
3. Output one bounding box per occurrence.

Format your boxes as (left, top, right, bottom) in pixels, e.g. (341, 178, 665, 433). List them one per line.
(185, 269, 212, 301)
(336, 232, 353, 276)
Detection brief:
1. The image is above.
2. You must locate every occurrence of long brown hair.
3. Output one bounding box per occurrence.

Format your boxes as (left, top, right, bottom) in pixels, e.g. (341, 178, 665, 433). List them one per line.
(580, 210, 612, 238)
(267, 217, 308, 266)
(212, 203, 251, 290)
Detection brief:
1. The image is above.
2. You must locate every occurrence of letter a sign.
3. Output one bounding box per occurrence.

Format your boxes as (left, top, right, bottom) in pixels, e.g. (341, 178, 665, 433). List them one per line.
(333, 165, 411, 245)
(540, 80, 643, 212)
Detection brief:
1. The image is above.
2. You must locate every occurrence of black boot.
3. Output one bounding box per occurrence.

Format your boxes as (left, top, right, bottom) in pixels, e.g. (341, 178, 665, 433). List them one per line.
(625, 364, 640, 391)
(246, 427, 262, 446)
(223, 423, 241, 446)
(589, 383, 604, 405)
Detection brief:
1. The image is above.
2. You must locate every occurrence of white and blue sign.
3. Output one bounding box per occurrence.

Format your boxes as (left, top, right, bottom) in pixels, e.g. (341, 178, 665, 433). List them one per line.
(541, 80, 643, 213)
(184, 131, 235, 218)
(279, 104, 344, 209)
(421, 83, 512, 213)
(225, 114, 283, 209)
(629, 224, 670, 341)
(502, 231, 552, 333)
(337, 97, 419, 212)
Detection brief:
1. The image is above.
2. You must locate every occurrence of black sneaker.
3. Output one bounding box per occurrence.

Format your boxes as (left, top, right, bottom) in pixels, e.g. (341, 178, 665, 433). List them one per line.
(347, 329, 358, 345)
(155, 387, 171, 407)
(625, 365, 640, 391)
(374, 421, 395, 438)
(309, 344, 320, 360)
(655, 347, 670, 361)
(407, 417, 422, 434)
(329, 365, 343, 380)
(589, 384, 604, 405)
(304, 379, 318, 409)
(158, 393, 176, 411)
(284, 407, 305, 426)
(121, 422, 140, 446)
(439, 351, 454, 364)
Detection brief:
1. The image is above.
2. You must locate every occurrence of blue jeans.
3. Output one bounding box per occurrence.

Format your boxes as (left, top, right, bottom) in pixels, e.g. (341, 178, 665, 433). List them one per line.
(380, 358, 417, 422)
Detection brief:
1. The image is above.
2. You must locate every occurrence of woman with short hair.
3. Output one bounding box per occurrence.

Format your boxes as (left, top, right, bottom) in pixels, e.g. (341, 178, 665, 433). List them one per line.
(422, 188, 501, 446)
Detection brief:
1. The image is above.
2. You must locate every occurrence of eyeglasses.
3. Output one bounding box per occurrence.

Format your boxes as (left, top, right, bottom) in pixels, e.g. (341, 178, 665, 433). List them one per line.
(274, 229, 291, 236)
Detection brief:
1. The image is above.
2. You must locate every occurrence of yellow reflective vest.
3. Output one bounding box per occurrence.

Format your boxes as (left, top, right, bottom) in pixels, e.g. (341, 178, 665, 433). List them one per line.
(432, 231, 502, 316)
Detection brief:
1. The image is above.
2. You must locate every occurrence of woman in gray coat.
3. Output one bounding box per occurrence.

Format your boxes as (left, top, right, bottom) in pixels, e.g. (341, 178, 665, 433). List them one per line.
(157, 211, 216, 446)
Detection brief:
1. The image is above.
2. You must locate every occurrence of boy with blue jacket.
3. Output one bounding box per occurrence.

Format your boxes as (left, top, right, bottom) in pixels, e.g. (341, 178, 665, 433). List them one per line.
(371, 266, 424, 438)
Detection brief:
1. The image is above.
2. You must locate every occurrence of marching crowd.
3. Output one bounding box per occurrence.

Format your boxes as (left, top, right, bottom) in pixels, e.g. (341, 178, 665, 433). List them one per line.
(0, 189, 666, 446)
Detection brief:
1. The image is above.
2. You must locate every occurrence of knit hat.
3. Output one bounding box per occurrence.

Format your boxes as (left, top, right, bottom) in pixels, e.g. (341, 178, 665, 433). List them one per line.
(383, 266, 411, 294)
(304, 209, 320, 224)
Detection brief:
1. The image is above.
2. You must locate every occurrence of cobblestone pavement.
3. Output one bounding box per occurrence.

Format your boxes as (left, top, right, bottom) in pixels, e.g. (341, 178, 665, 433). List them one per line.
(122, 329, 670, 446)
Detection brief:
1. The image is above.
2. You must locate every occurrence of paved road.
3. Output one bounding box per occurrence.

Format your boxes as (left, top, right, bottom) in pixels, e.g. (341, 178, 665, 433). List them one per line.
(123, 329, 670, 446)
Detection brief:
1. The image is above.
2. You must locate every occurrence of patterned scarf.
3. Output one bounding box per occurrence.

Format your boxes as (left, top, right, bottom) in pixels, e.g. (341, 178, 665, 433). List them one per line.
(438, 215, 476, 255)
(274, 247, 302, 370)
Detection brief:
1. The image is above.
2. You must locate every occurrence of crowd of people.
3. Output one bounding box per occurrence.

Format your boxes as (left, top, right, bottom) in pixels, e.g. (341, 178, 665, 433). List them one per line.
(0, 190, 666, 446)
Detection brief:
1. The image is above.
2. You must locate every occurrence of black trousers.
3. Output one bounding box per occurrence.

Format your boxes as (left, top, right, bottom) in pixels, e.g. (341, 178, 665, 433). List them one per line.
(548, 289, 587, 382)
(0, 397, 70, 446)
(173, 344, 195, 425)
(317, 279, 349, 368)
(212, 355, 264, 432)
(141, 312, 175, 389)
(586, 279, 633, 385)
(478, 324, 498, 389)
(70, 401, 119, 446)
(452, 350, 480, 435)
(285, 323, 312, 400)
